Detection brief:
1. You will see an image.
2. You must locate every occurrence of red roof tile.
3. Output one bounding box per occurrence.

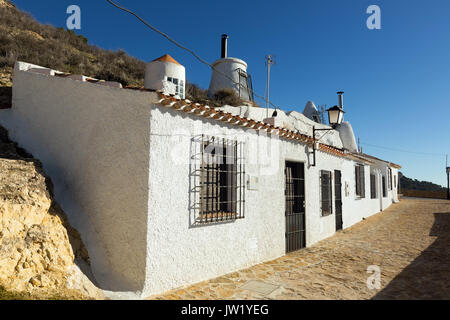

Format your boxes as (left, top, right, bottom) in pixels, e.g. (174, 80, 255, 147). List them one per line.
(152, 54, 182, 66)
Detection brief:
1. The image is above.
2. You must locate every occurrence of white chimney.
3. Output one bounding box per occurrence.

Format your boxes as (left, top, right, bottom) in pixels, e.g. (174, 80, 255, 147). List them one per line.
(337, 91, 344, 109)
(208, 35, 253, 102)
(145, 54, 185, 98)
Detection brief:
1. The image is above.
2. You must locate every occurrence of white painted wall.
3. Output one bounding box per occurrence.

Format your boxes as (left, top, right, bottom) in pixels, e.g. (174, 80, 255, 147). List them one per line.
(143, 106, 285, 295)
(141, 103, 398, 296)
(1, 62, 154, 294)
(1, 62, 400, 298)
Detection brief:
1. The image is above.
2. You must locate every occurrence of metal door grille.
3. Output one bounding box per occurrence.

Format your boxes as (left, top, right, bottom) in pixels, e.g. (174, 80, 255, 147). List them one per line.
(320, 170, 332, 216)
(335, 170, 343, 231)
(285, 162, 306, 253)
(237, 68, 254, 102)
(370, 174, 377, 199)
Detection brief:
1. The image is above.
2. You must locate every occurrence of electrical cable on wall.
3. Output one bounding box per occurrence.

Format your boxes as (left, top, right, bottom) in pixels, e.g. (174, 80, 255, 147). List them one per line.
(105, 0, 280, 111)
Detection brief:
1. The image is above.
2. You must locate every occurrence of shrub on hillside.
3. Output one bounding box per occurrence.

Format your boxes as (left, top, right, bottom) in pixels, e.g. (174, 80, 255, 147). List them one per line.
(212, 88, 246, 107)
(0, 4, 145, 86)
(0, 3, 255, 105)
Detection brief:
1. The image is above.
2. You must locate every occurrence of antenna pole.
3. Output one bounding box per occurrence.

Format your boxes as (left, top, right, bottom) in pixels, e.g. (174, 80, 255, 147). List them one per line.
(265, 55, 274, 119)
(447, 154, 449, 200)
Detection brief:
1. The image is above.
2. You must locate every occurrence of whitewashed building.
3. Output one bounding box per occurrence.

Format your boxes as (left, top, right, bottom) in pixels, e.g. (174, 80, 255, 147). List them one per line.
(0, 52, 400, 298)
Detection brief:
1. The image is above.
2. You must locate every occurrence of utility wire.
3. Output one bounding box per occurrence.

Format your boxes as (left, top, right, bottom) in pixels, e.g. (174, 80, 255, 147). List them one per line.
(361, 142, 447, 157)
(105, 0, 280, 110)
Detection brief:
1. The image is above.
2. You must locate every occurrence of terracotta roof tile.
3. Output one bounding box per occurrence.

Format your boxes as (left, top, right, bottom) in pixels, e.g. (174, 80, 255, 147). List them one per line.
(152, 54, 182, 66)
(152, 92, 350, 158)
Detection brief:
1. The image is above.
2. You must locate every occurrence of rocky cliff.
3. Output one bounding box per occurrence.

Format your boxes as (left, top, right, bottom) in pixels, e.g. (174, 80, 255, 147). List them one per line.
(0, 126, 104, 299)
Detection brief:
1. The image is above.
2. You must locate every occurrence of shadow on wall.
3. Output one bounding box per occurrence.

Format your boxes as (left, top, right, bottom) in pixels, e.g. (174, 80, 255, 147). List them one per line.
(373, 211, 450, 300)
(0, 125, 33, 160)
(0, 125, 99, 287)
(0, 87, 12, 109)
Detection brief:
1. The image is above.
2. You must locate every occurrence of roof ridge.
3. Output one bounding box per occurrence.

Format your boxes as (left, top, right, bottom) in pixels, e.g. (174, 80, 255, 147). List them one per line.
(155, 92, 347, 159)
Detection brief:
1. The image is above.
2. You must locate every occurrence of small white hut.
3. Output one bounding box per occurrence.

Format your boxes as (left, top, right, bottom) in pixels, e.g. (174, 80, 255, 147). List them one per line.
(144, 54, 185, 98)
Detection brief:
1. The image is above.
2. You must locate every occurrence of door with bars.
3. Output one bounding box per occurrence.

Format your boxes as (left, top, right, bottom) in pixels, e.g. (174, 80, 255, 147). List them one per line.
(334, 170, 343, 231)
(285, 161, 306, 253)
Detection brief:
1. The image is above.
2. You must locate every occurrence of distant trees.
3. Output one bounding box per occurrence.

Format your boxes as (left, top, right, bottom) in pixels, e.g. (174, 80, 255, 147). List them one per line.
(399, 172, 446, 192)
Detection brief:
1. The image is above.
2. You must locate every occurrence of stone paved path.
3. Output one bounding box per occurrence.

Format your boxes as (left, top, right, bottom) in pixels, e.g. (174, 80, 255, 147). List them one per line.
(148, 198, 450, 300)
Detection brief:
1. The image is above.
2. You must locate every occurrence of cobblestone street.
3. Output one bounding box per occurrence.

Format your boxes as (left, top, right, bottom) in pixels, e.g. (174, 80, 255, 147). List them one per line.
(149, 198, 450, 300)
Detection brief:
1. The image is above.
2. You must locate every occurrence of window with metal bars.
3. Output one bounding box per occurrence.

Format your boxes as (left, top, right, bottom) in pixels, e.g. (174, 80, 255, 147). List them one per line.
(388, 168, 393, 190)
(197, 135, 245, 224)
(355, 164, 366, 198)
(237, 68, 254, 101)
(370, 174, 377, 199)
(320, 170, 332, 216)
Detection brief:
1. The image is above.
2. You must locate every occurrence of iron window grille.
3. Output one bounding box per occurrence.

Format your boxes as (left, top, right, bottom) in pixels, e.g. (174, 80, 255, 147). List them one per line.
(370, 174, 377, 199)
(388, 168, 393, 191)
(382, 176, 387, 198)
(237, 68, 254, 102)
(355, 164, 366, 198)
(193, 135, 245, 224)
(320, 170, 333, 216)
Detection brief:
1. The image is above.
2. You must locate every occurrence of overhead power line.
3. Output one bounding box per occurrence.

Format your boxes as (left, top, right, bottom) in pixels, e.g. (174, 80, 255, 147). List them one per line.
(361, 142, 447, 157)
(105, 0, 280, 110)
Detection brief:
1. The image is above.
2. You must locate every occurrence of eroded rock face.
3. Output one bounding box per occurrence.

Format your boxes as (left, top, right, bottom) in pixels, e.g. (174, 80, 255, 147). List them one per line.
(0, 0, 14, 9)
(0, 126, 103, 299)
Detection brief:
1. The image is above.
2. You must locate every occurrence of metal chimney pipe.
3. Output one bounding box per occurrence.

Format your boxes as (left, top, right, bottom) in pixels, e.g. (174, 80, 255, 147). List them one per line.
(221, 34, 229, 59)
(337, 91, 344, 109)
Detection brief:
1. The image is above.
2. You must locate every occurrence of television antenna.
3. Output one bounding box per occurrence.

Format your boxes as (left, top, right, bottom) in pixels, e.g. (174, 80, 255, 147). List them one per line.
(318, 104, 327, 124)
(265, 54, 276, 118)
(445, 154, 449, 198)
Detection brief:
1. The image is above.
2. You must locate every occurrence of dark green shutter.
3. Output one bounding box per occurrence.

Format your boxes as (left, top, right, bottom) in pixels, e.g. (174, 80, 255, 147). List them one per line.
(320, 171, 332, 216)
(360, 166, 365, 198)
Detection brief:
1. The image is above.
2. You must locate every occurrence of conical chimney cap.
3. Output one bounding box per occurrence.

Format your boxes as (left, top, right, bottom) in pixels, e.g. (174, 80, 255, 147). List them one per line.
(152, 54, 182, 66)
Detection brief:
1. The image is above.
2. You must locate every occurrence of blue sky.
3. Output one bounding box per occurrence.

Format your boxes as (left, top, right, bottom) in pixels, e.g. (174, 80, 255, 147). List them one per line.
(11, 0, 450, 187)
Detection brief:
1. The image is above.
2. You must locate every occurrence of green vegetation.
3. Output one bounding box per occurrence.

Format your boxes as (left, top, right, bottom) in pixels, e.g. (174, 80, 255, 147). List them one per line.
(0, 1, 250, 107)
(399, 172, 446, 192)
(0, 3, 145, 86)
(185, 86, 249, 108)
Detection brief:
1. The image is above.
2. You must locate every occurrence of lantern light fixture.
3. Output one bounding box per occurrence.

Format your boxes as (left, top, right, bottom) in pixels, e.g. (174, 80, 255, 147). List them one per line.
(326, 105, 345, 127)
(311, 93, 347, 166)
